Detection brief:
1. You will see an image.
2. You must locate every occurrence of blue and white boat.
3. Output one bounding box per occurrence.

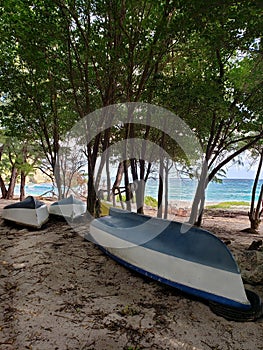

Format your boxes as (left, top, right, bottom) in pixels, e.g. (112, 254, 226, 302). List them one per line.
(49, 195, 86, 220)
(2, 196, 49, 229)
(86, 208, 252, 311)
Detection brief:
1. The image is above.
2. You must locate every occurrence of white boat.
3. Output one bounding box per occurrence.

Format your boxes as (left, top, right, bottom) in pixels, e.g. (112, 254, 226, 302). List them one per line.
(85, 208, 263, 320)
(49, 195, 86, 220)
(2, 196, 49, 229)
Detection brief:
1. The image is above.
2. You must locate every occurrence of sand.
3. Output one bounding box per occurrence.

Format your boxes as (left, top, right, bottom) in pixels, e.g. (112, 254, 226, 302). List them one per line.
(0, 199, 263, 350)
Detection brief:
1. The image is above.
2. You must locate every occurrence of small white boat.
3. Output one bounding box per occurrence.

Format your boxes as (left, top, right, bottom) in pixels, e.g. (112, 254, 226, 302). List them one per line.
(2, 196, 49, 229)
(49, 195, 86, 220)
(85, 208, 263, 320)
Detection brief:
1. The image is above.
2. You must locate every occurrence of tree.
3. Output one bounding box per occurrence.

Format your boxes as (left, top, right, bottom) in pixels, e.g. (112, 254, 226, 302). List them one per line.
(58, 142, 87, 198)
(156, 0, 263, 225)
(0, 135, 39, 199)
(55, 0, 191, 215)
(0, 141, 18, 199)
(1, 0, 262, 221)
(244, 146, 263, 233)
(0, 0, 77, 198)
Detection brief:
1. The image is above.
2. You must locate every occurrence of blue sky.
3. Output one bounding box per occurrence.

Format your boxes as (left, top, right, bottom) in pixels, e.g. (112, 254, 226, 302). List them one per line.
(225, 162, 262, 179)
(223, 151, 262, 179)
(226, 165, 256, 179)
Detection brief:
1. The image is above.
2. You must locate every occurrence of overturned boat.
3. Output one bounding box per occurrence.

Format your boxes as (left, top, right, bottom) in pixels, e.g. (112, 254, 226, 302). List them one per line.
(86, 208, 263, 321)
(2, 196, 49, 229)
(49, 195, 86, 220)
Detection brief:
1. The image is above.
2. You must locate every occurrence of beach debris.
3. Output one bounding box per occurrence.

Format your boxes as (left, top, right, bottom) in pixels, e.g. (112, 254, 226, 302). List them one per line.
(120, 304, 140, 317)
(12, 263, 26, 270)
(235, 250, 263, 284)
(178, 208, 188, 217)
(221, 238, 231, 245)
(247, 240, 263, 251)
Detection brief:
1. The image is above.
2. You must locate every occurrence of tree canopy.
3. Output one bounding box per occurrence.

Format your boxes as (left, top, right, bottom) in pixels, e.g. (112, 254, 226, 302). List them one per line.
(0, 0, 262, 220)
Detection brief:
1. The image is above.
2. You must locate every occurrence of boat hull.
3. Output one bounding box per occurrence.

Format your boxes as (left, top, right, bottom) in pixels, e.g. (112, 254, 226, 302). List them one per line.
(86, 208, 251, 310)
(49, 195, 86, 220)
(2, 197, 49, 228)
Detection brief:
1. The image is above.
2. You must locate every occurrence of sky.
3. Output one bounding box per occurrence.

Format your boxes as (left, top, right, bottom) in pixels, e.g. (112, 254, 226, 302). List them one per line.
(224, 160, 263, 179)
(98, 151, 262, 181)
(223, 151, 262, 179)
(225, 165, 257, 179)
(102, 160, 261, 181)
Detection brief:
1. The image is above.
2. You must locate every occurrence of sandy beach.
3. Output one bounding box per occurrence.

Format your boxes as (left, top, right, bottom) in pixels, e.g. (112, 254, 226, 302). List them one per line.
(0, 199, 263, 350)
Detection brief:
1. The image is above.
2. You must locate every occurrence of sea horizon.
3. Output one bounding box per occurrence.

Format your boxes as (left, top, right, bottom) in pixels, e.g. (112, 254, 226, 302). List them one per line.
(145, 178, 263, 203)
(13, 178, 263, 204)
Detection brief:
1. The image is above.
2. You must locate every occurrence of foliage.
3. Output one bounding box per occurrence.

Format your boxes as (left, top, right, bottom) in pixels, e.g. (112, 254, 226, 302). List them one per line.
(206, 201, 250, 209)
(154, 0, 263, 224)
(120, 304, 139, 317)
(0, 0, 262, 215)
(144, 196, 158, 208)
(0, 0, 78, 189)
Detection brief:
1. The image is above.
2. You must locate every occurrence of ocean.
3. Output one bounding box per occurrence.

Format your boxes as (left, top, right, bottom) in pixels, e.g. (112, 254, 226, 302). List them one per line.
(15, 178, 263, 203)
(145, 178, 263, 203)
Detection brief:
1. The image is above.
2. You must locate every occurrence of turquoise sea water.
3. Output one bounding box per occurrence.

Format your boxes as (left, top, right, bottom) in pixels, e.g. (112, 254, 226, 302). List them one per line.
(16, 178, 263, 203)
(145, 178, 263, 203)
(14, 183, 55, 197)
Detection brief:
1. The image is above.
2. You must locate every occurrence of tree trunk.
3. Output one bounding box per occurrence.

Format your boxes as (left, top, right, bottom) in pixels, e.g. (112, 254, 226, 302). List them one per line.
(123, 159, 132, 211)
(20, 171, 26, 201)
(130, 157, 146, 214)
(189, 161, 208, 226)
(164, 159, 169, 219)
(112, 162, 124, 189)
(106, 152, 111, 201)
(195, 192, 205, 227)
(0, 146, 7, 198)
(157, 160, 164, 218)
(135, 179, 145, 214)
(0, 176, 7, 198)
(85, 129, 102, 217)
(249, 193, 262, 230)
(157, 131, 165, 218)
(87, 171, 97, 217)
(112, 161, 124, 206)
(6, 166, 18, 199)
(248, 184, 263, 232)
(54, 159, 63, 199)
(248, 149, 263, 232)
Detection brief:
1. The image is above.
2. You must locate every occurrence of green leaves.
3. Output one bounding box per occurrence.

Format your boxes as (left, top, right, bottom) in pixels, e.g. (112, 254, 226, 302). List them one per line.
(0, 0, 262, 203)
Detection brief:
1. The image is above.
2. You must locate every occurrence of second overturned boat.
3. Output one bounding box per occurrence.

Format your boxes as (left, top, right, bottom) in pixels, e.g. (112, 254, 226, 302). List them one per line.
(85, 208, 262, 318)
(2, 196, 49, 228)
(49, 195, 86, 220)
